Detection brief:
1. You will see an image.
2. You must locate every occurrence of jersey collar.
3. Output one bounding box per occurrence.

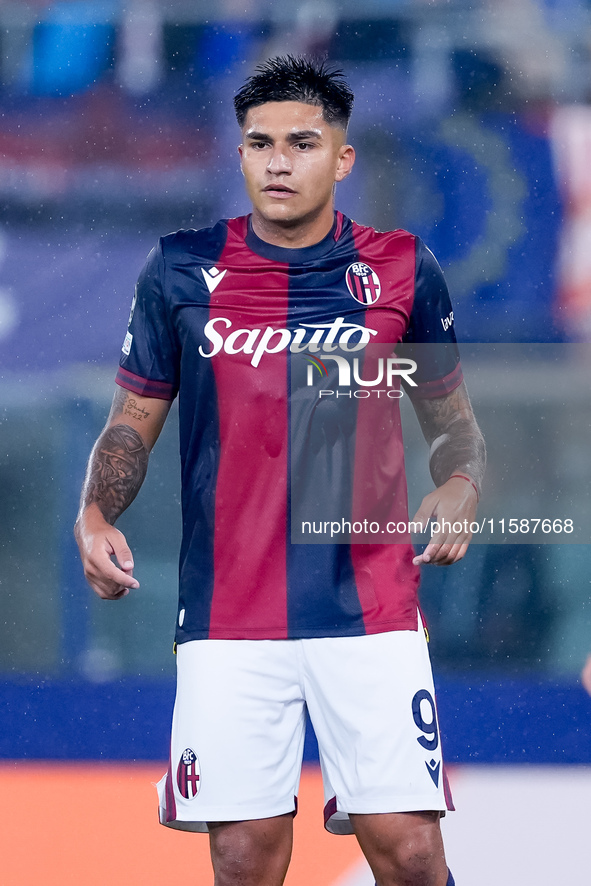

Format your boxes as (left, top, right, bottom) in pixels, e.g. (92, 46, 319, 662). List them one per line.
(245, 212, 341, 263)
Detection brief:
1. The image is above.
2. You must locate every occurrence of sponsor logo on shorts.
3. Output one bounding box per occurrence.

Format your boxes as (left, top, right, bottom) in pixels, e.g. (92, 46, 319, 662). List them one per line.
(345, 262, 381, 305)
(425, 758, 441, 788)
(177, 747, 201, 799)
(412, 689, 441, 788)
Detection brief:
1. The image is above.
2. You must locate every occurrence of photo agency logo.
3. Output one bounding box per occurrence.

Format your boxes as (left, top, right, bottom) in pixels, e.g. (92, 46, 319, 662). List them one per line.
(305, 351, 418, 399)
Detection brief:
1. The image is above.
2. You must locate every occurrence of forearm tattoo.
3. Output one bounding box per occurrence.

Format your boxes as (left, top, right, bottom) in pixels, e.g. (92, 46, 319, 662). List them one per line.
(429, 416, 486, 491)
(416, 385, 486, 494)
(84, 423, 149, 524)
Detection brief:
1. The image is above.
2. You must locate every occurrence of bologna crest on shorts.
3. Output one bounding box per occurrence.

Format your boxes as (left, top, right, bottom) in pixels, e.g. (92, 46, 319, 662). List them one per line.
(177, 747, 201, 799)
(345, 262, 381, 305)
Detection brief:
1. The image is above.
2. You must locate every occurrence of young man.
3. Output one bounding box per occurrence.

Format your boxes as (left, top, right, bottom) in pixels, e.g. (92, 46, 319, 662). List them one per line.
(75, 57, 485, 886)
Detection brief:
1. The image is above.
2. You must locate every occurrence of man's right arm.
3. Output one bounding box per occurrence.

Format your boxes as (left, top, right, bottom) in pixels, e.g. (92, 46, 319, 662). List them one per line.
(74, 385, 173, 600)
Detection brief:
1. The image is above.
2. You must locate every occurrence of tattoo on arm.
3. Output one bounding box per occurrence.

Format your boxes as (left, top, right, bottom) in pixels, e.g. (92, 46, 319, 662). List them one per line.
(414, 384, 486, 494)
(123, 397, 151, 422)
(109, 386, 136, 420)
(84, 423, 149, 524)
(428, 415, 485, 490)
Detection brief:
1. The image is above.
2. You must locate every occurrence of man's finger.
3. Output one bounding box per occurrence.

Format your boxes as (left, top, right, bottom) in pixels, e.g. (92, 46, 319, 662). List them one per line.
(107, 531, 136, 574)
(412, 540, 443, 565)
(412, 536, 470, 566)
(429, 541, 470, 566)
(86, 556, 140, 591)
(95, 583, 130, 600)
(410, 500, 436, 533)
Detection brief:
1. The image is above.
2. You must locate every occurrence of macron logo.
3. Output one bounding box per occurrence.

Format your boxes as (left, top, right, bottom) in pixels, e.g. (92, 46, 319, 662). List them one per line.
(201, 267, 227, 294)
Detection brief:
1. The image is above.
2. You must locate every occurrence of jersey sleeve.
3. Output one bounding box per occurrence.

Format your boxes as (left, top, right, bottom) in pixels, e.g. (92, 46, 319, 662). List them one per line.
(115, 239, 180, 400)
(401, 237, 463, 399)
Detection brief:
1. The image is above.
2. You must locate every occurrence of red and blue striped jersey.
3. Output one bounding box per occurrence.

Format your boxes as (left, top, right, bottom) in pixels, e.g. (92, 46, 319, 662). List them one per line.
(116, 212, 462, 641)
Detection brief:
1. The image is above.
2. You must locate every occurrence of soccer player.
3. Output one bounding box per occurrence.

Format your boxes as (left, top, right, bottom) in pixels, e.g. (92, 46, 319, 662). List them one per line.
(75, 57, 485, 886)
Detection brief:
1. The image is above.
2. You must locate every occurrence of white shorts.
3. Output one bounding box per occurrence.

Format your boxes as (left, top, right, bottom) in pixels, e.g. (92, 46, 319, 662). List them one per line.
(156, 618, 453, 834)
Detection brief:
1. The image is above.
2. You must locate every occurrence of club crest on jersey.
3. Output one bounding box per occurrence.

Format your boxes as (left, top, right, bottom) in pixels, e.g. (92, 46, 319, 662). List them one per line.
(177, 748, 201, 799)
(345, 263, 381, 305)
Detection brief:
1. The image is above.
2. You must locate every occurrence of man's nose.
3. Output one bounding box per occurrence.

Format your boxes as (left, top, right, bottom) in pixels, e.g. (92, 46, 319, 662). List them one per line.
(267, 146, 291, 174)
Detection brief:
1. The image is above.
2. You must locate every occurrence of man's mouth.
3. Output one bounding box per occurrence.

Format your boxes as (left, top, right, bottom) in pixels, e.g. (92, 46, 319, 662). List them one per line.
(263, 185, 296, 197)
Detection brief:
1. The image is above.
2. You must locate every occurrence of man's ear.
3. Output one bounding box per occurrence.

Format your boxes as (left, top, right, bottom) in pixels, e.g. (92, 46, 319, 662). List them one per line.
(335, 144, 355, 183)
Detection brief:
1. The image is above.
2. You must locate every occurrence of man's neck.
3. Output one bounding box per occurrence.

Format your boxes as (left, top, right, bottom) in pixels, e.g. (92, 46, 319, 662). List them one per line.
(250, 208, 335, 249)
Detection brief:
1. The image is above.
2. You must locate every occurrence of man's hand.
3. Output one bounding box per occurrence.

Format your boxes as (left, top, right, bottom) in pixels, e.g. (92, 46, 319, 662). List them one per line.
(74, 387, 172, 599)
(409, 380, 485, 565)
(411, 475, 478, 566)
(75, 503, 140, 599)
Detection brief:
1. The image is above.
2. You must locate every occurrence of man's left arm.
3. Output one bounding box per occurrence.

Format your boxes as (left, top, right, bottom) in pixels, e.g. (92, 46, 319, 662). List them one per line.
(410, 380, 486, 566)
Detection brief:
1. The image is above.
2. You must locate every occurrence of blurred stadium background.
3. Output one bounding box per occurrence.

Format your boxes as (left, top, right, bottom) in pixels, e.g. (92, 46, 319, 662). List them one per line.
(1, 0, 590, 883)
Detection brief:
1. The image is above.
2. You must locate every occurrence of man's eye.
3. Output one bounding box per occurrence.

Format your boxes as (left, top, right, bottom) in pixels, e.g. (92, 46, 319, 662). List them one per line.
(295, 142, 313, 150)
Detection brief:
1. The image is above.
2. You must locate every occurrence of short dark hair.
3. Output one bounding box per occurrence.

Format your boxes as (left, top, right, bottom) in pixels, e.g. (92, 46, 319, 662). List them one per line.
(234, 56, 354, 130)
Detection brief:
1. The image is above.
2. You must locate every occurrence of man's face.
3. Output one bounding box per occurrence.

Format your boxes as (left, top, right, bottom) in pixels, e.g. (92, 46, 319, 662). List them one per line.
(238, 101, 354, 234)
